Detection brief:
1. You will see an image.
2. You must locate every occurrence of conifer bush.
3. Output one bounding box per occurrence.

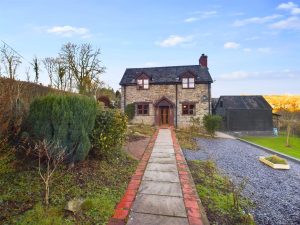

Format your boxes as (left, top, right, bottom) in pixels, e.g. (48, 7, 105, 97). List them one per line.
(27, 94, 97, 162)
(125, 103, 135, 121)
(92, 109, 127, 159)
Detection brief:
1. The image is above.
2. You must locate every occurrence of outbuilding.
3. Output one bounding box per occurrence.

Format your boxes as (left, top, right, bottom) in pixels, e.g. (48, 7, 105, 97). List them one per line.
(213, 95, 273, 133)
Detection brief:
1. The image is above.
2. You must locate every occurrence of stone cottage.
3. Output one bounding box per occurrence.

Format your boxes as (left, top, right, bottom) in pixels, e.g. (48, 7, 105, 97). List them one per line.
(119, 54, 213, 128)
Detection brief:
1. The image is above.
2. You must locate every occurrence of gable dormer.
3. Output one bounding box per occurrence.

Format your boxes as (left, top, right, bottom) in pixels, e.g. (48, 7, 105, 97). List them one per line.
(136, 73, 150, 90)
(180, 71, 195, 89)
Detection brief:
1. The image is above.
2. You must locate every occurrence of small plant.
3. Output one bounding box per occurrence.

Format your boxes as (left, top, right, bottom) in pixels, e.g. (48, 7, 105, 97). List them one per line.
(265, 155, 287, 165)
(190, 116, 202, 133)
(203, 114, 222, 137)
(125, 103, 135, 121)
(34, 140, 67, 206)
(92, 109, 127, 159)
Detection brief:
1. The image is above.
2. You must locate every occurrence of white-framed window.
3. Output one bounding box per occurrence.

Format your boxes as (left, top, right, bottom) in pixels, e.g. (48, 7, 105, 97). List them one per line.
(182, 77, 195, 89)
(137, 78, 149, 89)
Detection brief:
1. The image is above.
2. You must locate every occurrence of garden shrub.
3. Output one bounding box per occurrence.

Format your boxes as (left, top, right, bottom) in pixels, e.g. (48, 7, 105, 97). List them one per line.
(27, 94, 97, 162)
(125, 103, 135, 121)
(203, 114, 222, 137)
(92, 109, 127, 159)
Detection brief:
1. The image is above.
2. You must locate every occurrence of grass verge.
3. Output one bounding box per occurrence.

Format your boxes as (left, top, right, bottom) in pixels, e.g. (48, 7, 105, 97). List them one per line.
(127, 123, 155, 137)
(243, 134, 300, 159)
(175, 129, 206, 150)
(188, 160, 256, 225)
(0, 140, 138, 225)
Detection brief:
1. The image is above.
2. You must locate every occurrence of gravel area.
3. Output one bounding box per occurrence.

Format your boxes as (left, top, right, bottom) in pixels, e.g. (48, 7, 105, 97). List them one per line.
(183, 138, 300, 225)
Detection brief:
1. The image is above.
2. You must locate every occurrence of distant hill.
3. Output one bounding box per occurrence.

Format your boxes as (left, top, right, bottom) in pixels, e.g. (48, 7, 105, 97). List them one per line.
(264, 95, 300, 112)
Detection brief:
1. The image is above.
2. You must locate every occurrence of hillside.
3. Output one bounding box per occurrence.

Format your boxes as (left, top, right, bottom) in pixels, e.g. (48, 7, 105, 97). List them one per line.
(264, 95, 300, 112)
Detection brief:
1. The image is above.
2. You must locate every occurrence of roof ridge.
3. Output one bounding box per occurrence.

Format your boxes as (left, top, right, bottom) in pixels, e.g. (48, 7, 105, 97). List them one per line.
(126, 65, 200, 70)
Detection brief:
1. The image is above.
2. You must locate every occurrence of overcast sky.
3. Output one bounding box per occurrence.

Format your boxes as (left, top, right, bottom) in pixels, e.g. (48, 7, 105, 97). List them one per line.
(1, 0, 300, 97)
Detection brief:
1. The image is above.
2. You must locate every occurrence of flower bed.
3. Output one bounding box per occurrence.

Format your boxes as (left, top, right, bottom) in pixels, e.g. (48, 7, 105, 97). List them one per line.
(259, 155, 290, 170)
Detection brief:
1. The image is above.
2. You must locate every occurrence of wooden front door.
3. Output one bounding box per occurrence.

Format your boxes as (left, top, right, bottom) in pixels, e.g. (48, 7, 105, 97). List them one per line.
(160, 106, 169, 125)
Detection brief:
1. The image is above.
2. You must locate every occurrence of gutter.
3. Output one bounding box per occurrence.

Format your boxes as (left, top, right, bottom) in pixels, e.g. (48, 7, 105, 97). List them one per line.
(175, 84, 178, 128)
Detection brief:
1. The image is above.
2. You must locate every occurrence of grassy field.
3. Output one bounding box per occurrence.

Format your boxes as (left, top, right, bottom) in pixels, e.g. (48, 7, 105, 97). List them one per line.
(243, 134, 300, 159)
(0, 140, 138, 225)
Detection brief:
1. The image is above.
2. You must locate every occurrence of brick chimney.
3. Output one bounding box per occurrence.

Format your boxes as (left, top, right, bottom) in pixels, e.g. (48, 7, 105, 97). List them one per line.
(199, 54, 208, 68)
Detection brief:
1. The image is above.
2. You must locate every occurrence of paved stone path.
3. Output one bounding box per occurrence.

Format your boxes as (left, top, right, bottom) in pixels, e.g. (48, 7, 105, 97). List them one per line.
(127, 129, 189, 225)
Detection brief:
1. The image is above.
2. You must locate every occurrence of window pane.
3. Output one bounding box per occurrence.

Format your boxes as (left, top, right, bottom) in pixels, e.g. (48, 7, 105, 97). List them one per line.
(189, 104, 195, 114)
(182, 104, 188, 114)
(182, 78, 188, 83)
(144, 84, 149, 89)
(144, 79, 149, 84)
(183, 83, 188, 88)
(137, 105, 143, 109)
(189, 82, 195, 88)
(138, 109, 143, 114)
(137, 79, 143, 85)
(143, 109, 148, 114)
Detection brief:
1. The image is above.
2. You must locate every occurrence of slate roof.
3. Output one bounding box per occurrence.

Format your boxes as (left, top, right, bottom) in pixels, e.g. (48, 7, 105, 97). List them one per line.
(216, 96, 272, 110)
(119, 65, 213, 85)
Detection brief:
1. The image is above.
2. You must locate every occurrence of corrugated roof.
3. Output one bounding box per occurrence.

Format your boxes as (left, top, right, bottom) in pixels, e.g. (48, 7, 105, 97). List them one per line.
(119, 65, 213, 85)
(217, 96, 272, 110)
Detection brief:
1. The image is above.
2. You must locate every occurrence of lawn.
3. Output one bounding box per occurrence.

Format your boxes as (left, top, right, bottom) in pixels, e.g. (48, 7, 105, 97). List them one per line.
(243, 134, 300, 159)
(0, 140, 138, 225)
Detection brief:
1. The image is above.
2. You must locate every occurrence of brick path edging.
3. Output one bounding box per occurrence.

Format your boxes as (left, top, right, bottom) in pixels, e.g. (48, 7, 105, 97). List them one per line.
(170, 127, 210, 225)
(107, 129, 159, 225)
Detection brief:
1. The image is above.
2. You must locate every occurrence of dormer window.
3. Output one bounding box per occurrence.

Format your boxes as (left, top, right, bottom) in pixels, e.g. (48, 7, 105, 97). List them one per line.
(136, 73, 149, 90)
(137, 78, 149, 89)
(181, 72, 195, 89)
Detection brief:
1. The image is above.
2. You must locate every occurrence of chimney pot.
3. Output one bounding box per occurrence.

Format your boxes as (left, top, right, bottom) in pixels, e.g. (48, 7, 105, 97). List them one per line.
(199, 54, 208, 68)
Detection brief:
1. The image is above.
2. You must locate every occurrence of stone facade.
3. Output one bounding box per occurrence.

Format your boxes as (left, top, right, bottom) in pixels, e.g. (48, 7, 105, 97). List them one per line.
(121, 83, 210, 128)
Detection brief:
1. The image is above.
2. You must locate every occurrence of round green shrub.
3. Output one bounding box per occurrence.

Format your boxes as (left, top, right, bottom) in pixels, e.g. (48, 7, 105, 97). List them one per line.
(92, 109, 127, 159)
(27, 94, 97, 162)
(125, 103, 135, 121)
(203, 114, 222, 137)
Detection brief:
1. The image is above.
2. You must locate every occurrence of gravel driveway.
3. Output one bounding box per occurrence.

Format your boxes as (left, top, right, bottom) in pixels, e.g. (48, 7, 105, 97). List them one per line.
(183, 138, 300, 225)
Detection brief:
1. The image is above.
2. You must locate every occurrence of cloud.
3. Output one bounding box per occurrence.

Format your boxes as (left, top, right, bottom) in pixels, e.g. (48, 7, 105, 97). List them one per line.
(224, 42, 240, 49)
(219, 70, 299, 80)
(270, 16, 300, 29)
(243, 48, 252, 52)
(184, 17, 198, 23)
(155, 35, 193, 47)
(257, 47, 272, 53)
(46, 25, 90, 37)
(245, 36, 260, 41)
(277, 2, 300, 14)
(233, 14, 282, 27)
(184, 11, 217, 22)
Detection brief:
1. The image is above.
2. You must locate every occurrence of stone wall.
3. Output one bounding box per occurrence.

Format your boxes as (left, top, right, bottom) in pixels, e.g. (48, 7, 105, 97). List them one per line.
(121, 83, 210, 128)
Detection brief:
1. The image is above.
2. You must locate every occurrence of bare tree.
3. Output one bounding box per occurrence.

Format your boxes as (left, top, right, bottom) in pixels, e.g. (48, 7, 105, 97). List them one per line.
(25, 66, 31, 82)
(34, 140, 66, 205)
(0, 44, 22, 79)
(32, 56, 41, 83)
(42, 57, 56, 87)
(60, 42, 105, 94)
